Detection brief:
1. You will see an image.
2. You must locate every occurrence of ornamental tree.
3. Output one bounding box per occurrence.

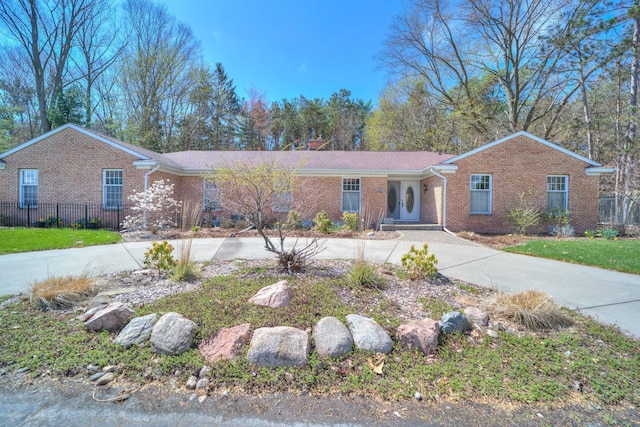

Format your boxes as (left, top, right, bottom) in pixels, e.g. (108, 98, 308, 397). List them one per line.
(122, 180, 181, 234)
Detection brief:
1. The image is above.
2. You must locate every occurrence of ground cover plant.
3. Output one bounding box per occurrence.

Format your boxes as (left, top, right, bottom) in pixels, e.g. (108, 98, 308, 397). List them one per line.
(0, 228, 121, 254)
(504, 238, 640, 274)
(0, 261, 638, 411)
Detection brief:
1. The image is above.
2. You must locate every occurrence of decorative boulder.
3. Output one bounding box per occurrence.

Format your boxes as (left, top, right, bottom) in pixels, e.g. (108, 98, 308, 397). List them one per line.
(199, 323, 252, 363)
(84, 302, 134, 332)
(114, 313, 158, 348)
(464, 307, 489, 327)
(396, 318, 440, 355)
(345, 314, 393, 354)
(439, 311, 473, 334)
(313, 317, 353, 358)
(246, 326, 310, 367)
(248, 280, 291, 308)
(150, 312, 197, 355)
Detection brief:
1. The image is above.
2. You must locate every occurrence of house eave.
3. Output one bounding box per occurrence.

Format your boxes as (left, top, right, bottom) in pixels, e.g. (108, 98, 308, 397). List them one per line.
(585, 167, 615, 176)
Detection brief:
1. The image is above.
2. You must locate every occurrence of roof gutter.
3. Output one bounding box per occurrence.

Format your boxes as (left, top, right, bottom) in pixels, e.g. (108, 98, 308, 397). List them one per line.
(429, 168, 448, 230)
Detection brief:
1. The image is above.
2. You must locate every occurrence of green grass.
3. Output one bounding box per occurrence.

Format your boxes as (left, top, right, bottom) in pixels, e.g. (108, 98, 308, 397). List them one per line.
(0, 228, 121, 254)
(1, 272, 638, 407)
(504, 238, 640, 274)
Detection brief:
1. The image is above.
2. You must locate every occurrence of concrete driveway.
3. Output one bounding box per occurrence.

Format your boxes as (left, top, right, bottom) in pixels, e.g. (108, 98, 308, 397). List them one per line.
(1, 232, 638, 338)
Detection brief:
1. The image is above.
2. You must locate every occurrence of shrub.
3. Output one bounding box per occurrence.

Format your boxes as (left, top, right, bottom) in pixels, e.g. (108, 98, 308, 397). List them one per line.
(546, 209, 571, 227)
(313, 210, 333, 233)
(172, 239, 200, 282)
(71, 217, 104, 229)
(143, 240, 176, 272)
(550, 224, 575, 238)
(36, 215, 63, 228)
(599, 227, 619, 240)
(506, 190, 541, 235)
(584, 229, 598, 239)
(401, 243, 438, 280)
(489, 290, 573, 331)
(285, 210, 304, 230)
(29, 274, 95, 310)
(342, 212, 360, 232)
(122, 180, 181, 234)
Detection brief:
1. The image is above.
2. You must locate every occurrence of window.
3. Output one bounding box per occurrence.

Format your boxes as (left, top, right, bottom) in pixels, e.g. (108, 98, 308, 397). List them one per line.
(547, 175, 568, 212)
(103, 169, 122, 209)
(20, 169, 38, 208)
(342, 178, 360, 212)
(470, 174, 491, 214)
(273, 191, 292, 213)
(203, 179, 221, 211)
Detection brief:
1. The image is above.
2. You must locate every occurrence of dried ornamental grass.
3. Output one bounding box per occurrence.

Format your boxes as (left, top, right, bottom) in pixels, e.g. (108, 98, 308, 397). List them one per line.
(489, 290, 573, 331)
(29, 274, 96, 310)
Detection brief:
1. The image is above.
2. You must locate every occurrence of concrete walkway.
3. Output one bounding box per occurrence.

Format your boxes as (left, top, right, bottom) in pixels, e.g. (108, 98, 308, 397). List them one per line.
(1, 232, 638, 338)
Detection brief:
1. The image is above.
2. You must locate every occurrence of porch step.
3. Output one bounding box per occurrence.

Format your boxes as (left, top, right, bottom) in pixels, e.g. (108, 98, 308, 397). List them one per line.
(379, 223, 443, 231)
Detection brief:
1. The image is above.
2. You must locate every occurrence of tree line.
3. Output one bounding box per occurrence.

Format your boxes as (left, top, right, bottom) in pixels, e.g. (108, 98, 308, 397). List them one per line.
(0, 0, 638, 223)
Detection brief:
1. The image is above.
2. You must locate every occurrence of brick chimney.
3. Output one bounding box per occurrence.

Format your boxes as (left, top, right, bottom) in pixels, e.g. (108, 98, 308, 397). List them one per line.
(308, 137, 328, 150)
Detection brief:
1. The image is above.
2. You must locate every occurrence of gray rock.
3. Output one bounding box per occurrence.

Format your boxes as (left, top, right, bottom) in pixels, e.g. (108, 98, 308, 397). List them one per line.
(84, 302, 134, 332)
(95, 372, 114, 386)
(195, 378, 209, 390)
(199, 366, 210, 379)
(80, 305, 104, 322)
(464, 307, 489, 326)
(86, 364, 100, 373)
(90, 372, 105, 381)
(345, 314, 393, 354)
(15, 367, 29, 374)
(248, 280, 291, 308)
(114, 313, 158, 348)
(186, 375, 197, 390)
(313, 317, 353, 358)
(247, 326, 310, 367)
(396, 318, 440, 355)
(487, 330, 499, 338)
(150, 312, 198, 355)
(102, 365, 116, 373)
(439, 312, 473, 334)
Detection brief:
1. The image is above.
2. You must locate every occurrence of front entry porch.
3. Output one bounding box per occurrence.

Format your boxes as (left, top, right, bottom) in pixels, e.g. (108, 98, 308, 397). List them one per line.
(378, 221, 442, 231)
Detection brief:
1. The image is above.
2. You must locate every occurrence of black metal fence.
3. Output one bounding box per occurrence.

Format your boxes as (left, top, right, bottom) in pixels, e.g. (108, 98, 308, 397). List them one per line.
(0, 202, 136, 231)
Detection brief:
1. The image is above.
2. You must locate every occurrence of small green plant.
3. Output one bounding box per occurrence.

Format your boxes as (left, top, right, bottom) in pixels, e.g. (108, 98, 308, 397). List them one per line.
(348, 261, 385, 289)
(285, 209, 304, 229)
(144, 240, 176, 272)
(506, 190, 541, 235)
(599, 227, 619, 240)
(584, 229, 598, 239)
(401, 243, 438, 280)
(342, 212, 360, 231)
(546, 209, 571, 227)
(418, 297, 453, 319)
(71, 217, 104, 229)
(172, 239, 200, 282)
(313, 210, 333, 233)
(36, 215, 63, 228)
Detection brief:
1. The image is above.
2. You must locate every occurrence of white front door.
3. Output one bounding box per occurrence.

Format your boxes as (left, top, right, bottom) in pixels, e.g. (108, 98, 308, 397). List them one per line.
(400, 181, 420, 221)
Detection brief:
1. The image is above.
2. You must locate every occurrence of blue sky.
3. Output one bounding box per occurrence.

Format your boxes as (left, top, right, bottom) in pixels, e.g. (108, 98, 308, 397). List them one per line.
(161, 0, 404, 104)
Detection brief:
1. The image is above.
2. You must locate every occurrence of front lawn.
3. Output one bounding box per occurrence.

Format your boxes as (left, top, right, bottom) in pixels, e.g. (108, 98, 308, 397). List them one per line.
(0, 228, 121, 254)
(504, 238, 640, 274)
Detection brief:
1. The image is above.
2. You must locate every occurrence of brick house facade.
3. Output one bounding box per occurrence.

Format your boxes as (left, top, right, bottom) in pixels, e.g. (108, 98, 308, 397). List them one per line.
(0, 124, 613, 233)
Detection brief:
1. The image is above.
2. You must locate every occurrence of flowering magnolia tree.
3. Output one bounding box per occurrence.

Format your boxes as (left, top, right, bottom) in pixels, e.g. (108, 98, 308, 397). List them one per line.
(209, 156, 324, 272)
(122, 180, 181, 234)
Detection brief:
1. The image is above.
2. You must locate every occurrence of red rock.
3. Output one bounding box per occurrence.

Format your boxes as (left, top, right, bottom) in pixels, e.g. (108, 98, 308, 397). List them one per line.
(248, 280, 291, 308)
(199, 323, 251, 363)
(396, 318, 440, 355)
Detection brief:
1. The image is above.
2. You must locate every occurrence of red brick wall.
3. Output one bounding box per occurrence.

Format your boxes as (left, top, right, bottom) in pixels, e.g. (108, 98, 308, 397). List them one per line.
(421, 176, 443, 224)
(0, 128, 147, 204)
(445, 135, 600, 234)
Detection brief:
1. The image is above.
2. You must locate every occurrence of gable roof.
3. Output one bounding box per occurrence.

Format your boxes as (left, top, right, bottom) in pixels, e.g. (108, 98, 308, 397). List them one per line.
(0, 123, 184, 170)
(163, 150, 456, 175)
(442, 131, 603, 167)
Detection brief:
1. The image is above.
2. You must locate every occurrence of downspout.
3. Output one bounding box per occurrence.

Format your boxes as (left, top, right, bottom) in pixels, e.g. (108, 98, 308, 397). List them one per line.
(143, 164, 160, 228)
(429, 168, 449, 231)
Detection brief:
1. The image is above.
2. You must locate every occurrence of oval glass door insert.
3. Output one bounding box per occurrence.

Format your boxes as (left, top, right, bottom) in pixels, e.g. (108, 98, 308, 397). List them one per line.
(388, 186, 397, 213)
(405, 186, 415, 213)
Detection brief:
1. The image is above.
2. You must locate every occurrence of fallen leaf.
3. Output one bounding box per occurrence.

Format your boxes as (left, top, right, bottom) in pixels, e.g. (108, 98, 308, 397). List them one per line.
(366, 353, 386, 374)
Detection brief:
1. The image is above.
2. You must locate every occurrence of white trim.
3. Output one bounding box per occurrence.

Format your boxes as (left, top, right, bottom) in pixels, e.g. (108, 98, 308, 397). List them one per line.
(0, 123, 151, 161)
(585, 167, 615, 176)
(470, 174, 492, 215)
(443, 131, 603, 167)
(547, 175, 568, 212)
(19, 169, 38, 208)
(341, 177, 361, 213)
(428, 168, 448, 228)
(103, 169, 123, 209)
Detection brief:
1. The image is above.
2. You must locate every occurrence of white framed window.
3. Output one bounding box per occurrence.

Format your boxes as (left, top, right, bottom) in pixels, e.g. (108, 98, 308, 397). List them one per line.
(547, 175, 568, 212)
(342, 178, 361, 212)
(273, 191, 292, 213)
(470, 174, 491, 214)
(20, 169, 38, 208)
(203, 179, 221, 211)
(103, 169, 122, 209)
